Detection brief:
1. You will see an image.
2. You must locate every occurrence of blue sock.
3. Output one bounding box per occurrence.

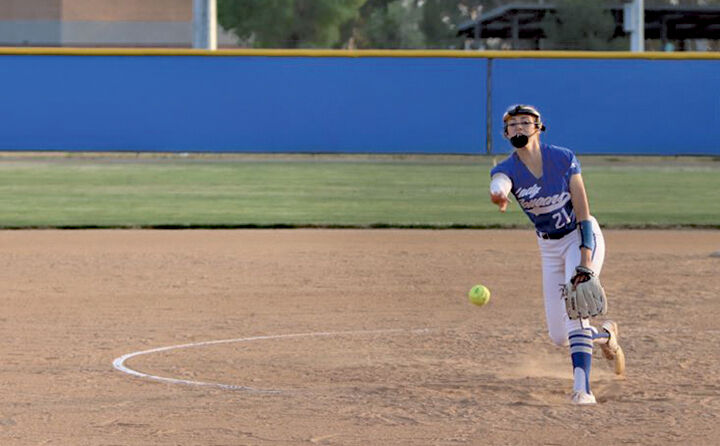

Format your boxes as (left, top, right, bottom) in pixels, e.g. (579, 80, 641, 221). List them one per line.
(569, 328, 593, 393)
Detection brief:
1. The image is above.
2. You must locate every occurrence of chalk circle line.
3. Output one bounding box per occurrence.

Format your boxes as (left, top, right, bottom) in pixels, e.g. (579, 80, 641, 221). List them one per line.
(113, 328, 432, 393)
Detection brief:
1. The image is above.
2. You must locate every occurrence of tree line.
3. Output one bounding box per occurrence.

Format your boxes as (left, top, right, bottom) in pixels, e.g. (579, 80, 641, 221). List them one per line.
(217, 0, 719, 50)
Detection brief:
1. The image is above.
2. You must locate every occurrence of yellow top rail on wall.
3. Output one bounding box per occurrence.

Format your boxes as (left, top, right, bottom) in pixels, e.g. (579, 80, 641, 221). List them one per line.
(0, 47, 718, 60)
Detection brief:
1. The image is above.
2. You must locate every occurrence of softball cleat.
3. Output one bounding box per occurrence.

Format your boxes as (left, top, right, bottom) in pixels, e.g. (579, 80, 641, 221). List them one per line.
(600, 320, 625, 376)
(571, 390, 597, 405)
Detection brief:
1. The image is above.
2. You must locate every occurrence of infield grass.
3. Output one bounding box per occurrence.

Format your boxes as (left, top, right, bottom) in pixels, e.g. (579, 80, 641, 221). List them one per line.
(0, 153, 717, 228)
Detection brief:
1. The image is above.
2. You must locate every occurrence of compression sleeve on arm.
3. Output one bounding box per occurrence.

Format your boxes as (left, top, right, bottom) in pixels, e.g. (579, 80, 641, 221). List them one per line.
(490, 173, 512, 196)
(579, 220, 595, 251)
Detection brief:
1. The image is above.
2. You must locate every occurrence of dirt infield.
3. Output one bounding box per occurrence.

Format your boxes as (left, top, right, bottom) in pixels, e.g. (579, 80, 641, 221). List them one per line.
(1, 229, 718, 445)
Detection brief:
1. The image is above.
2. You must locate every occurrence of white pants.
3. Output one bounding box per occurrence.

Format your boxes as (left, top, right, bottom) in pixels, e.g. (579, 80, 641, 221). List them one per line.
(537, 216, 605, 346)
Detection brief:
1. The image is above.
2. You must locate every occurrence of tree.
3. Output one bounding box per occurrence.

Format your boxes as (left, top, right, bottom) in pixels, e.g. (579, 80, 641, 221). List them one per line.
(418, 0, 462, 49)
(362, 0, 425, 48)
(338, 0, 426, 49)
(345, 0, 505, 49)
(338, 0, 391, 48)
(541, 0, 623, 50)
(218, 0, 365, 48)
(420, 0, 503, 49)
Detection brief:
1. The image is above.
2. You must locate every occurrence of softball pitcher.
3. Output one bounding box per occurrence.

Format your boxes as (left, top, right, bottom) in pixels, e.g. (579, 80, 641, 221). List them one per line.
(489, 104, 625, 405)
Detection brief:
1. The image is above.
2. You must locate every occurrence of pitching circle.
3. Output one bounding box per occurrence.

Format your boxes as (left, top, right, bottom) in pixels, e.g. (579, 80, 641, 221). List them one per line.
(113, 328, 430, 393)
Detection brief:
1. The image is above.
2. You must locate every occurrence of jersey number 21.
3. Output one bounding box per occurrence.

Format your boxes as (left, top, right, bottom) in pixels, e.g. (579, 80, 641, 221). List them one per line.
(552, 209, 572, 229)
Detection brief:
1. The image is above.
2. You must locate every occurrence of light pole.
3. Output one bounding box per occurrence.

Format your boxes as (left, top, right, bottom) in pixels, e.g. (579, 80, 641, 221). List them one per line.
(193, 0, 217, 50)
(623, 0, 644, 52)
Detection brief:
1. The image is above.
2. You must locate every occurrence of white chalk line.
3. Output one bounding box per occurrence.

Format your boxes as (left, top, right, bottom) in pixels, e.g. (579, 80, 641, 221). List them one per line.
(113, 325, 719, 393)
(113, 328, 431, 393)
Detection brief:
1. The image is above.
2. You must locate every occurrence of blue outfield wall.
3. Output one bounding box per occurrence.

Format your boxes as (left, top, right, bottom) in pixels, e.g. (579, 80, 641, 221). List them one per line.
(491, 58, 720, 155)
(0, 49, 717, 155)
(0, 54, 486, 153)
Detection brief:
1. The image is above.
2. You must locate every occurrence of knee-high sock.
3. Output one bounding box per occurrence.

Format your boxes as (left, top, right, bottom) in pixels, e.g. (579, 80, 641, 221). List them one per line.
(569, 328, 593, 393)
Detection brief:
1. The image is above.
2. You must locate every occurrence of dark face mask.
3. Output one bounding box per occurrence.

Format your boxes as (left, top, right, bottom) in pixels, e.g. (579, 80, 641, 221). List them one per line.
(510, 134, 529, 148)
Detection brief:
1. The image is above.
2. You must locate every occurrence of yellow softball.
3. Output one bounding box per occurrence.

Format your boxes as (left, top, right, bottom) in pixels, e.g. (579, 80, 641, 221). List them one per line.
(468, 284, 490, 307)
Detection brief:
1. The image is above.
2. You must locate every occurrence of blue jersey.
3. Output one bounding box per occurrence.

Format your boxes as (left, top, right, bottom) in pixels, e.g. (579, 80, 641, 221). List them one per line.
(490, 144, 581, 236)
